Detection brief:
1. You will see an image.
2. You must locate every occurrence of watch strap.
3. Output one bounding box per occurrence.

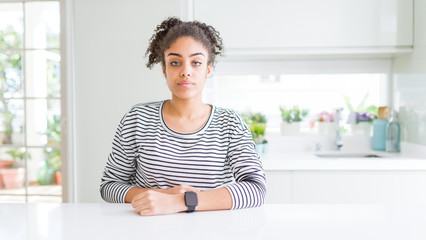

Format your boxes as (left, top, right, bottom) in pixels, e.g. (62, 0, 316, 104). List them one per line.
(187, 204, 196, 213)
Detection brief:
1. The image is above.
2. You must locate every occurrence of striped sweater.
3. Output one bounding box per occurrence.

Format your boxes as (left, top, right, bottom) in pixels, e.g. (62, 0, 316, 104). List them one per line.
(100, 101, 266, 209)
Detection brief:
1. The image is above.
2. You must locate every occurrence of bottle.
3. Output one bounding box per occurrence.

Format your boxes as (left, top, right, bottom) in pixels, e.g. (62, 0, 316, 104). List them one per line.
(372, 107, 389, 151)
(386, 110, 401, 152)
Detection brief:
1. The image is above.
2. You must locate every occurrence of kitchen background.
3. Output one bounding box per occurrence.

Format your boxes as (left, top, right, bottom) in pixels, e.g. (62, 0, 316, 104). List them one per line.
(0, 0, 425, 203)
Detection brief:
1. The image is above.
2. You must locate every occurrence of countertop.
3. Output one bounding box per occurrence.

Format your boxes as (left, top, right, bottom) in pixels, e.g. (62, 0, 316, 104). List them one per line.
(260, 136, 426, 171)
(261, 152, 426, 171)
(1, 203, 426, 240)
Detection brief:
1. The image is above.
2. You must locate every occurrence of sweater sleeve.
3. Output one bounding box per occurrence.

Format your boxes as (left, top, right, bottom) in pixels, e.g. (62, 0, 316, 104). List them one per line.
(100, 112, 137, 203)
(225, 112, 266, 209)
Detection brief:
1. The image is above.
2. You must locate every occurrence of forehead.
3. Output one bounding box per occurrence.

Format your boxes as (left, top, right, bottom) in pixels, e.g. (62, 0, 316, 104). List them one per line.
(165, 36, 208, 55)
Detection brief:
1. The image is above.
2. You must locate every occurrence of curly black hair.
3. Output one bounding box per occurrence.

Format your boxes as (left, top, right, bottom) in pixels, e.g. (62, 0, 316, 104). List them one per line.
(145, 17, 224, 69)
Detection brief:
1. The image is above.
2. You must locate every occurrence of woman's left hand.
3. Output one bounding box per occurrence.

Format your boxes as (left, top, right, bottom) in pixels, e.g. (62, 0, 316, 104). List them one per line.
(131, 190, 186, 216)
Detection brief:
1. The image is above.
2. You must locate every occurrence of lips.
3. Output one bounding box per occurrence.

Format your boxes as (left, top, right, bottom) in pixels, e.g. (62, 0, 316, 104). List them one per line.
(178, 81, 195, 88)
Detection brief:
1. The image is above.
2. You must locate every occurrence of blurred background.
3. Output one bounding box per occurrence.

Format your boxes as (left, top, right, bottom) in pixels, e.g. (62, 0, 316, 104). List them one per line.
(0, 0, 425, 203)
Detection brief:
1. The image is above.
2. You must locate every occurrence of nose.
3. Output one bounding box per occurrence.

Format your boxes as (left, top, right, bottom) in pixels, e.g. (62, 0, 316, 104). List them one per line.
(180, 64, 191, 77)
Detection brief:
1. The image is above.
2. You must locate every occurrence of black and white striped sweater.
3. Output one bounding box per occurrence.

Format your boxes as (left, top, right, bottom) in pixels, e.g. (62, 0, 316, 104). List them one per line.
(100, 101, 266, 209)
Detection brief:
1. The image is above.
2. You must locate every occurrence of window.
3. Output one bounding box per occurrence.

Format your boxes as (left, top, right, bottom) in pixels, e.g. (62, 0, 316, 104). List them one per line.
(0, 1, 62, 202)
(205, 60, 390, 135)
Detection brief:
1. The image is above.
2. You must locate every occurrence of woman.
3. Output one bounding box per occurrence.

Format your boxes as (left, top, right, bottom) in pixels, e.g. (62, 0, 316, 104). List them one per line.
(100, 17, 266, 216)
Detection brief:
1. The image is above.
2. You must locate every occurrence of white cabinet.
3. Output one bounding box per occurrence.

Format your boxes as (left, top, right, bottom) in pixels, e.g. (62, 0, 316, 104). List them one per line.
(194, 0, 413, 53)
(265, 171, 292, 204)
(266, 170, 426, 204)
(293, 171, 426, 204)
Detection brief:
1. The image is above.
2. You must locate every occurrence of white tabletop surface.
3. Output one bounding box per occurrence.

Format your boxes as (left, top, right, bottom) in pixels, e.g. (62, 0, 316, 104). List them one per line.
(1, 203, 426, 240)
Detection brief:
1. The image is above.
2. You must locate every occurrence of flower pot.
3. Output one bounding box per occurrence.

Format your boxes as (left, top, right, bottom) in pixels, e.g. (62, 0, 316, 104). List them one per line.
(0, 160, 13, 188)
(280, 122, 301, 135)
(317, 122, 335, 136)
(350, 122, 372, 136)
(55, 171, 62, 185)
(0, 168, 25, 189)
(255, 144, 264, 154)
(255, 143, 268, 155)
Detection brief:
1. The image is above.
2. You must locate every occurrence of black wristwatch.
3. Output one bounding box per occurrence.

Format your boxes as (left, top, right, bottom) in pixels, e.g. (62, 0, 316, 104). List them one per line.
(184, 191, 198, 213)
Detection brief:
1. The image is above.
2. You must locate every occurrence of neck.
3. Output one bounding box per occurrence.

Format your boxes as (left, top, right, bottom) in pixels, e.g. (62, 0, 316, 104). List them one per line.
(166, 97, 208, 119)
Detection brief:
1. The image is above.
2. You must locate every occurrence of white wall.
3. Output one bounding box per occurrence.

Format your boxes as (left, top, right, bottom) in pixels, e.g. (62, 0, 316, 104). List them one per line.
(72, 0, 180, 202)
(392, 0, 426, 145)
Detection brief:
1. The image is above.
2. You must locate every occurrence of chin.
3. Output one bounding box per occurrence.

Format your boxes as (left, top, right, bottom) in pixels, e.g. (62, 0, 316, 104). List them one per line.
(173, 93, 202, 101)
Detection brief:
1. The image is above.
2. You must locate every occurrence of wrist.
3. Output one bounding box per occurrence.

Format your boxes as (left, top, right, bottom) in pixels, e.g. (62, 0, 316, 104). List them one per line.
(125, 187, 142, 203)
(175, 193, 187, 212)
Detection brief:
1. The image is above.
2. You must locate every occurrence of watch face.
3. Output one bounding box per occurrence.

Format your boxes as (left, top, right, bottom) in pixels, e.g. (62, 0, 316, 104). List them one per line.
(185, 192, 198, 206)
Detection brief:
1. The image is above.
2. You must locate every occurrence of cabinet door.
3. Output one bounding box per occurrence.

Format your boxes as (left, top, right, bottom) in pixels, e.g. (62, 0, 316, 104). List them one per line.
(265, 171, 292, 203)
(194, 0, 413, 49)
(292, 171, 426, 204)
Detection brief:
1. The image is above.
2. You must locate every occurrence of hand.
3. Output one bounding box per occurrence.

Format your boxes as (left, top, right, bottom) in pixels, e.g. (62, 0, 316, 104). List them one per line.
(163, 185, 201, 194)
(131, 190, 186, 216)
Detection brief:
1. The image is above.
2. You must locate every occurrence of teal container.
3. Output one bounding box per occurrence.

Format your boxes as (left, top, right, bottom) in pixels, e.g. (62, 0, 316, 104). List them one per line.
(372, 119, 388, 150)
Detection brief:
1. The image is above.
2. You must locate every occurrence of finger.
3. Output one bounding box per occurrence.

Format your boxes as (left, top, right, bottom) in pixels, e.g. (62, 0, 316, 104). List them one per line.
(132, 198, 143, 208)
(132, 191, 148, 202)
(135, 191, 153, 202)
(135, 203, 149, 214)
(132, 196, 149, 209)
(137, 203, 158, 216)
(132, 193, 152, 208)
(138, 209, 154, 216)
(132, 195, 142, 208)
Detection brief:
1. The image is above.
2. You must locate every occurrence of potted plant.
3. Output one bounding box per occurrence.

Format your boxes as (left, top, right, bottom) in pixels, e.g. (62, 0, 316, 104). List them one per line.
(39, 147, 60, 185)
(345, 94, 377, 136)
(1, 27, 22, 145)
(316, 111, 335, 136)
(35, 115, 61, 185)
(279, 105, 309, 135)
(348, 112, 377, 136)
(0, 148, 26, 189)
(242, 112, 268, 154)
(37, 159, 54, 186)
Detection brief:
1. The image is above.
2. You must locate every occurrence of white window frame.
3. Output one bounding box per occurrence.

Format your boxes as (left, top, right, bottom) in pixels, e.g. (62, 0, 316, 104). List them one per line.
(0, 0, 70, 202)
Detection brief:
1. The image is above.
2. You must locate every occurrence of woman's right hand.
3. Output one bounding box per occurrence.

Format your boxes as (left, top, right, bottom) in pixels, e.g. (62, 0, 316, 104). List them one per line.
(130, 185, 201, 216)
(163, 185, 200, 194)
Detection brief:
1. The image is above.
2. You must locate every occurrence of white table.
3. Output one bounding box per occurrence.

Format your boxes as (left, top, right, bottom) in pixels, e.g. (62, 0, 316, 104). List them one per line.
(1, 203, 425, 240)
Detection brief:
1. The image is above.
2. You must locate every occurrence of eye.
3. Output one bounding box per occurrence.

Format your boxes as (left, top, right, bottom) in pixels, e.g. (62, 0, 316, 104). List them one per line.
(170, 61, 180, 66)
(192, 62, 202, 66)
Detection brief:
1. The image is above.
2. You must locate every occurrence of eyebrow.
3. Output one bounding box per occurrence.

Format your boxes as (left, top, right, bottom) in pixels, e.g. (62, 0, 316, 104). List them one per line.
(167, 52, 205, 57)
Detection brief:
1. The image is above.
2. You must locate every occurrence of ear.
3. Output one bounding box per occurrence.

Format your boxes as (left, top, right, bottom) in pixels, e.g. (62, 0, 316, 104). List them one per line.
(162, 66, 166, 78)
(206, 64, 212, 78)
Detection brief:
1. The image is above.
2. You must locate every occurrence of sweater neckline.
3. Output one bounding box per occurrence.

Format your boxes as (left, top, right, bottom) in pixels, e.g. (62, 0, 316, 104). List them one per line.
(159, 100, 215, 137)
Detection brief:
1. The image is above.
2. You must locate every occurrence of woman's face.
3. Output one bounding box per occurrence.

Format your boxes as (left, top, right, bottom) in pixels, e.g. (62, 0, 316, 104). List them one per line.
(163, 36, 212, 101)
